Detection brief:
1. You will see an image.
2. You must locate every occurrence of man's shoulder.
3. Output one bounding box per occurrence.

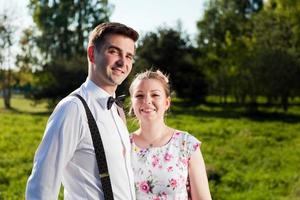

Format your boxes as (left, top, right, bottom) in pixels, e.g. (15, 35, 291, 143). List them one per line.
(50, 93, 85, 118)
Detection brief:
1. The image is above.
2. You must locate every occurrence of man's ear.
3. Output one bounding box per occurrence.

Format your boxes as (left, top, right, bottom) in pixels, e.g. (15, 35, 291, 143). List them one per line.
(87, 46, 95, 64)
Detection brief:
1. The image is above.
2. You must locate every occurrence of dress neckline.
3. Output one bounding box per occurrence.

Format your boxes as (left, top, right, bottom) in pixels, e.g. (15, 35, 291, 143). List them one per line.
(131, 131, 181, 150)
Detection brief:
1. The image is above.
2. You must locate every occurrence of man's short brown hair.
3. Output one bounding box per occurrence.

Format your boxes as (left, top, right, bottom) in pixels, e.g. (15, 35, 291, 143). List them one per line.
(88, 22, 139, 50)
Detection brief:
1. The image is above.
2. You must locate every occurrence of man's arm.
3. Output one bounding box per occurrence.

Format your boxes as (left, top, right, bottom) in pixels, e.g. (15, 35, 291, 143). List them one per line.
(26, 99, 82, 199)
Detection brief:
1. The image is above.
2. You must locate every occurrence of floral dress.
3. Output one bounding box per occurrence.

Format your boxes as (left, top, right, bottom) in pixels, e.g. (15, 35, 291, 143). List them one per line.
(130, 131, 201, 200)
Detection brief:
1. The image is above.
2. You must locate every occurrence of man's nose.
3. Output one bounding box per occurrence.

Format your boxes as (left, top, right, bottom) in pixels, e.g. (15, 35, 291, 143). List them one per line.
(116, 57, 124, 67)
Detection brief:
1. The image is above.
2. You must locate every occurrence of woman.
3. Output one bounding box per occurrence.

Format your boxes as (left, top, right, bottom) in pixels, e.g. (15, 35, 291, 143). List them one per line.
(129, 70, 212, 200)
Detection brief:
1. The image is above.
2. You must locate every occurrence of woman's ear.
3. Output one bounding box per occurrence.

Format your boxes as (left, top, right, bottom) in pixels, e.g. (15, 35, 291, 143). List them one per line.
(87, 46, 95, 63)
(165, 96, 171, 111)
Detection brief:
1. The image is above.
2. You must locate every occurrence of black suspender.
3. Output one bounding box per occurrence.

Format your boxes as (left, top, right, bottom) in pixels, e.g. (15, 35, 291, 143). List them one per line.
(73, 94, 114, 200)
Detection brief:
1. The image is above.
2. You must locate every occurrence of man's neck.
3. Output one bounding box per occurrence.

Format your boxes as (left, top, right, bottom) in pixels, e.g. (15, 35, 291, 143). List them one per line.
(88, 77, 117, 95)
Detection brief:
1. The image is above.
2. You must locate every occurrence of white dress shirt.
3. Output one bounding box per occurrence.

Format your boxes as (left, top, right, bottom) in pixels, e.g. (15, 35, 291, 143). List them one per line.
(26, 79, 136, 200)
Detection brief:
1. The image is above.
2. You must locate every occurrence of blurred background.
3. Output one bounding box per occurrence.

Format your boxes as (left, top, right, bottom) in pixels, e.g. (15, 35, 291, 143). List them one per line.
(0, 0, 299, 199)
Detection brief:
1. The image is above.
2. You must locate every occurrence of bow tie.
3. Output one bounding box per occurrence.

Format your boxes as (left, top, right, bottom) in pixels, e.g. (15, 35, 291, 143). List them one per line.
(107, 95, 126, 109)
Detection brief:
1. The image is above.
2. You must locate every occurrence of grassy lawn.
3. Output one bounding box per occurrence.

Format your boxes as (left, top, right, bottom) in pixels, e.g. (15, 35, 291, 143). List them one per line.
(0, 96, 299, 199)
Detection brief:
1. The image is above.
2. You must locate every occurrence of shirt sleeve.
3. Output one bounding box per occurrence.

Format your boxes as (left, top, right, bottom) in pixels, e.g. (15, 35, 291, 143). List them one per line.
(25, 97, 83, 200)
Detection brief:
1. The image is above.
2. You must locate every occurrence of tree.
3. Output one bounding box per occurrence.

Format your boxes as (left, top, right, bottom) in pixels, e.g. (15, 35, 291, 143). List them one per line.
(28, 0, 113, 103)
(197, 0, 300, 111)
(250, 2, 300, 111)
(134, 26, 207, 101)
(15, 27, 40, 97)
(197, 0, 263, 104)
(0, 13, 14, 109)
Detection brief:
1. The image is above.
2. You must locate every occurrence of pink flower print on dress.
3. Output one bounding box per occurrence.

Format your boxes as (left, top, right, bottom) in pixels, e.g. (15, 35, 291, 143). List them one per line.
(173, 132, 181, 138)
(167, 166, 173, 172)
(180, 158, 188, 166)
(164, 152, 173, 162)
(161, 192, 167, 199)
(152, 196, 160, 200)
(139, 181, 151, 193)
(193, 143, 199, 151)
(168, 178, 178, 190)
(153, 192, 168, 200)
(152, 155, 160, 167)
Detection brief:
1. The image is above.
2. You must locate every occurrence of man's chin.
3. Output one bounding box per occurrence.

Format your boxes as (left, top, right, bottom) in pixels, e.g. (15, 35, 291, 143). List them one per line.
(111, 76, 126, 85)
(110, 79, 124, 86)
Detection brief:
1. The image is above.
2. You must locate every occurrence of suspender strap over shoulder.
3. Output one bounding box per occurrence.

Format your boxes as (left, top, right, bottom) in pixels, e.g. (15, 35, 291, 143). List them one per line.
(73, 94, 114, 200)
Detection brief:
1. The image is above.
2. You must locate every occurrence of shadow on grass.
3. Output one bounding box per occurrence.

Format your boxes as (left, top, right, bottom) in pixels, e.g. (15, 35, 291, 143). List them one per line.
(1, 107, 52, 116)
(3, 100, 300, 123)
(171, 101, 300, 124)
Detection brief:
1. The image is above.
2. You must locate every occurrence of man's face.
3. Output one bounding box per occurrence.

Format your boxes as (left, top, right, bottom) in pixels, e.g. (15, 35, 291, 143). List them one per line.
(89, 33, 135, 93)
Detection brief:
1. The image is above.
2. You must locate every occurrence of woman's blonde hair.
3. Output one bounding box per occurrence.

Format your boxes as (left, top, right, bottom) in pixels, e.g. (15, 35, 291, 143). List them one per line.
(129, 69, 171, 97)
(128, 69, 171, 116)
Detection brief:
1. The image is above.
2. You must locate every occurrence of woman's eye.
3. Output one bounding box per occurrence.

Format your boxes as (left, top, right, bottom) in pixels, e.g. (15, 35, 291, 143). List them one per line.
(135, 94, 143, 98)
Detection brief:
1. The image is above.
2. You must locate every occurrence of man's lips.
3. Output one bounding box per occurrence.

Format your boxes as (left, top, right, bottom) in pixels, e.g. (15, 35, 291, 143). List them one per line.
(112, 67, 124, 74)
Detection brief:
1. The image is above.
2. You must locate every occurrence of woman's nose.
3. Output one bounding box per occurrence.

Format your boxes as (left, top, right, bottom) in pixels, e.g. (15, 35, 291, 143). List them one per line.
(145, 95, 151, 104)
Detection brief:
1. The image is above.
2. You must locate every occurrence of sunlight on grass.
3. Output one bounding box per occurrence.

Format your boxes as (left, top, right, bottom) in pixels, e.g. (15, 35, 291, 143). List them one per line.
(1, 96, 299, 199)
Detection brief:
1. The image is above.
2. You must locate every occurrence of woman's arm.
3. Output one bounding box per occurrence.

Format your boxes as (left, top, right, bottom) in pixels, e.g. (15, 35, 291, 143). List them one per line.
(189, 148, 212, 200)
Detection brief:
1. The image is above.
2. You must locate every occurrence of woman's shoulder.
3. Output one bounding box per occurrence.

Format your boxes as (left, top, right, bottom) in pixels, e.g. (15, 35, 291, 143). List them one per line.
(172, 130, 201, 143)
(171, 130, 201, 158)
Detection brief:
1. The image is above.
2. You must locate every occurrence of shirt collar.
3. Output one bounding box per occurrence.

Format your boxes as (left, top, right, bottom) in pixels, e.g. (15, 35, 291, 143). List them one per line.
(84, 78, 115, 109)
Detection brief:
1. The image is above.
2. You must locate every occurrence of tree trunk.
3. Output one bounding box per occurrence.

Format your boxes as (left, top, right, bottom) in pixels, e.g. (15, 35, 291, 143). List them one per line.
(3, 88, 11, 109)
(281, 95, 288, 112)
(3, 70, 11, 109)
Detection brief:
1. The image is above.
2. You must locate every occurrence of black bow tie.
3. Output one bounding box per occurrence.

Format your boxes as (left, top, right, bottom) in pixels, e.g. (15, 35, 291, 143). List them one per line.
(107, 95, 126, 109)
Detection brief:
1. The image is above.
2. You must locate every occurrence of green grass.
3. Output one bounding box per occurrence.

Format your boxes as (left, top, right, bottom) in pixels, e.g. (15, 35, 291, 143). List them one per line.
(1, 96, 300, 199)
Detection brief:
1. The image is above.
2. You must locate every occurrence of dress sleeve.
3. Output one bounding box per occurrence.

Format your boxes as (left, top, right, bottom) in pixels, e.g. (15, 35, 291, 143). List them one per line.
(186, 133, 201, 160)
(26, 97, 83, 200)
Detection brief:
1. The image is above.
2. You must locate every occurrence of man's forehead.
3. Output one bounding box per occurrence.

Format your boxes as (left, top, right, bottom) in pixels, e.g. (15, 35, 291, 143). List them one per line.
(103, 37, 135, 53)
(103, 33, 134, 44)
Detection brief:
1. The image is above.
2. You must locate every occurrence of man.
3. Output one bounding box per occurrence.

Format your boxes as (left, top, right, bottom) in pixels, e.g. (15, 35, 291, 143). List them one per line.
(26, 22, 139, 199)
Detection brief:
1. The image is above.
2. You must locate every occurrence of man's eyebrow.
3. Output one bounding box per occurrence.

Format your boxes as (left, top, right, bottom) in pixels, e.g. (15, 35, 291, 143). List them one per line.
(107, 44, 134, 56)
(107, 44, 121, 51)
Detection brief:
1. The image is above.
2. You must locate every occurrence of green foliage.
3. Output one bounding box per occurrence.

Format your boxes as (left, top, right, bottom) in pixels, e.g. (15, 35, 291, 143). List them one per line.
(28, 0, 113, 102)
(29, 0, 112, 58)
(250, 6, 300, 111)
(32, 56, 87, 104)
(197, 0, 300, 110)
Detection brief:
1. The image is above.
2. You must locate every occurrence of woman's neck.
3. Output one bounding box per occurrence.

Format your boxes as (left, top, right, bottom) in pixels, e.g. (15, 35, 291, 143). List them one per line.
(134, 120, 174, 148)
(138, 119, 165, 135)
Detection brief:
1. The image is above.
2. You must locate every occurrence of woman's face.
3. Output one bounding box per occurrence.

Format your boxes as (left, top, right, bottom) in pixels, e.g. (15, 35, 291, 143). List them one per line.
(131, 79, 170, 122)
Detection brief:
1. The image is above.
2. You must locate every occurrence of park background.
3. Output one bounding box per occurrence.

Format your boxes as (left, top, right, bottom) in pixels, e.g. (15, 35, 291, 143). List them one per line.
(1, 0, 300, 199)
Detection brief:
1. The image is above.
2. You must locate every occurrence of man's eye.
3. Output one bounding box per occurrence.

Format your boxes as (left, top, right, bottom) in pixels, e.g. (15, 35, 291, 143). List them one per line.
(108, 49, 119, 55)
(126, 55, 134, 61)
